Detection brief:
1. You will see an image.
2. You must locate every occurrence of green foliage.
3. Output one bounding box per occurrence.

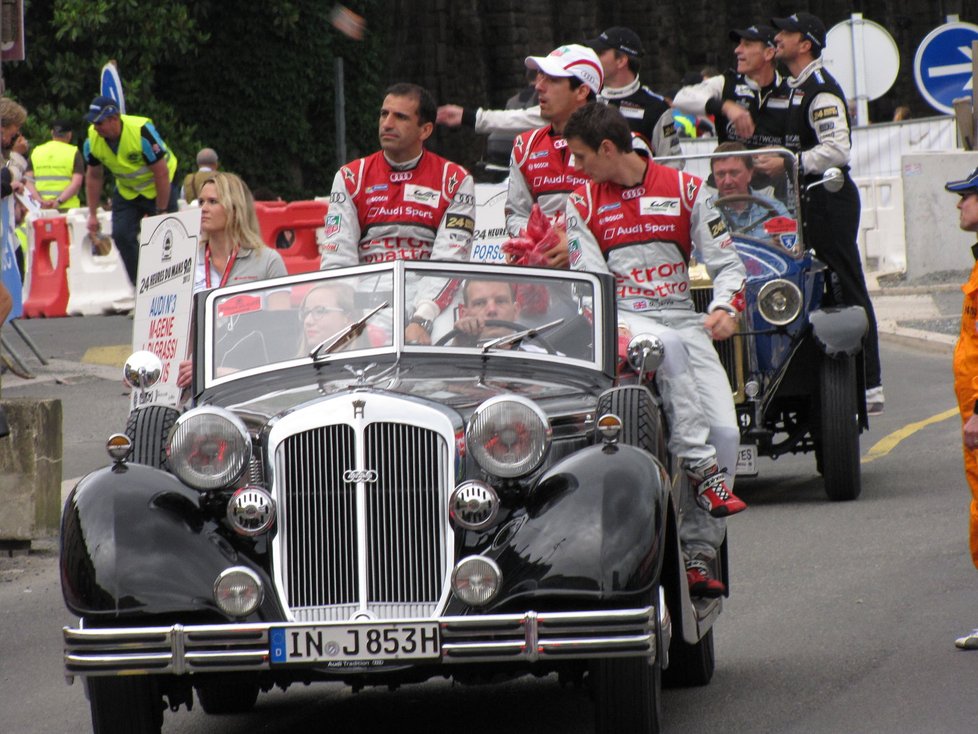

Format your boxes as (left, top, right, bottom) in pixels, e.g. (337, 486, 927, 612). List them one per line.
(4, 0, 387, 200)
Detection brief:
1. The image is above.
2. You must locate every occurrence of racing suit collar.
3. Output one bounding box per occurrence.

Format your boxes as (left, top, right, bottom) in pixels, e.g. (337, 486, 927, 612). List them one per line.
(786, 58, 821, 89)
(745, 69, 783, 92)
(383, 150, 423, 171)
(600, 76, 641, 100)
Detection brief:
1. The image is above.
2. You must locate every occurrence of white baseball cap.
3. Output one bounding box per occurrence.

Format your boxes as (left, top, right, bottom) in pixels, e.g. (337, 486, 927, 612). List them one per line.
(525, 44, 604, 95)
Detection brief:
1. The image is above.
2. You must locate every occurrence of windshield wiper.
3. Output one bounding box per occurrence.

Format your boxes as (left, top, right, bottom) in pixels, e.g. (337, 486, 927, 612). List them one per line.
(481, 318, 564, 354)
(310, 301, 389, 361)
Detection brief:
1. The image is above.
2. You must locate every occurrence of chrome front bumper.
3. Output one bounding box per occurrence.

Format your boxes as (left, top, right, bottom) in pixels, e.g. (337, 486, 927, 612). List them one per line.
(64, 606, 656, 678)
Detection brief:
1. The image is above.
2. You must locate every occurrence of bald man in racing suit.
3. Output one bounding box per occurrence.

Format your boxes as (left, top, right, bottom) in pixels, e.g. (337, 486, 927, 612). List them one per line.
(564, 103, 747, 597)
(321, 82, 475, 341)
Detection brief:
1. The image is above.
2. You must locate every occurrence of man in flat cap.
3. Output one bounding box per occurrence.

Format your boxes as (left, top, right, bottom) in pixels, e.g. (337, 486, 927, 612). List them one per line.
(82, 95, 179, 286)
(945, 168, 978, 649)
(773, 11, 884, 415)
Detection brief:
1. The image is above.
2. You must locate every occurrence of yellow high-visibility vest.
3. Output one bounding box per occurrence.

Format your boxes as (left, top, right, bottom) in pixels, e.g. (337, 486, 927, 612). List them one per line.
(86, 115, 177, 200)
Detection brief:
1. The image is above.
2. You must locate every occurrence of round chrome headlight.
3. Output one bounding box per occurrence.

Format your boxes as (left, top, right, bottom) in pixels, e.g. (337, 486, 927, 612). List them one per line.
(214, 566, 263, 617)
(227, 486, 276, 536)
(450, 481, 499, 530)
(122, 350, 163, 390)
(451, 556, 502, 606)
(757, 279, 803, 326)
(467, 396, 551, 478)
(167, 407, 251, 491)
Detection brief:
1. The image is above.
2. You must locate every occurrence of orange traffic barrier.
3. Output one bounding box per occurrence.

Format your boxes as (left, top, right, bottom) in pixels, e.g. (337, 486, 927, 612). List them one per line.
(255, 200, 328, 275)
(22, 216, 70, 318)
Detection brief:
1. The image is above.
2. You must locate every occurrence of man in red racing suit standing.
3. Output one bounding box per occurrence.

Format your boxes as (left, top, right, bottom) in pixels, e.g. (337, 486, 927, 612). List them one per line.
(505, 44, 604, 267)
(564, 103, 747, 596)
(321, 82, 475, 343)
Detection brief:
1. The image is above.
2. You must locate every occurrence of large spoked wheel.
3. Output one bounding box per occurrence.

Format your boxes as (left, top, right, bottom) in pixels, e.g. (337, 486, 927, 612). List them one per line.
(88, 676, 163, 734)
(662, 627, 715, 688)
(434, 319, 557, 353)
(591, 653, 662, 733)
(125, 405, 180, 469)
(816, 353, 861, 501)
(195, 675, 260, 714)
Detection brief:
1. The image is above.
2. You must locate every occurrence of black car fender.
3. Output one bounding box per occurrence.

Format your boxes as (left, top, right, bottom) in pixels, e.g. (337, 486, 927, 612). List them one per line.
(485, 443, 669, 610)
(60, 464, 281, 622)
(809, 305, 868, 357)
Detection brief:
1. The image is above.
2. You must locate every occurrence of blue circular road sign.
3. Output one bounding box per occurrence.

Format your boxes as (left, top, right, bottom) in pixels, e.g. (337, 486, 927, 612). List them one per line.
(914, 22, 978, 115)
(100, 63, 126, 115)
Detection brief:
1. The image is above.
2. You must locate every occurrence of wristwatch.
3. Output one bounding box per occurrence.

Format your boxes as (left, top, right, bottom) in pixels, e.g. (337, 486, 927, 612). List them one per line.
(409, 316, 433, 333)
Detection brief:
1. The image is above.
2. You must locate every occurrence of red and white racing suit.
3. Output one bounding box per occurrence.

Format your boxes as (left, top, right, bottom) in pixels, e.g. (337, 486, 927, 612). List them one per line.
(321, 149, 475, 269)
(566, 160, 747, 557)
(505, 125, 590, 237)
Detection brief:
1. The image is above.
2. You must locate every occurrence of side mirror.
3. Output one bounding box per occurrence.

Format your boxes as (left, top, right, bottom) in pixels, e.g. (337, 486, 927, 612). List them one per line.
(807, 167, 844, 194)
(626, 334, 665, 375)
(123, 350, 164, 390)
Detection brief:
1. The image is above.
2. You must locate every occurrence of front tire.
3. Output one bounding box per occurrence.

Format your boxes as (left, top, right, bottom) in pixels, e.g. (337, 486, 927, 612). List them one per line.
(88, 676, 163, 734)
(663, 627, 715, 688)
(591, 652, 662, 734)
(195, 675, 260, 714)
(817, 353, 861, 501)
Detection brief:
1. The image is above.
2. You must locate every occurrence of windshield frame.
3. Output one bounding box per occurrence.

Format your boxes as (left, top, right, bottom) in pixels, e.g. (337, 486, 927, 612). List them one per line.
(197, 260, 612, 390)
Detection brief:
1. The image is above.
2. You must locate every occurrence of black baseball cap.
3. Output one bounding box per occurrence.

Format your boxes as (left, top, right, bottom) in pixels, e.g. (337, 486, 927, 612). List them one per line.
(946, 167, 978, 195)
(585, 26, 644, 58)
(84, 95, 120, 124)
(729, 24, 778, 48)
(771, 12, 826, 49)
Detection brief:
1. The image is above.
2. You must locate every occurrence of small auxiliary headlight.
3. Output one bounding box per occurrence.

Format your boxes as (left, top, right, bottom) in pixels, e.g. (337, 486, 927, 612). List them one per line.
(757, 279, 803, 326)
(167, 407, 251, 491)
(596, 413, 622, 442)
(105, 433, 132, 462)
(214, 566, 263, 617)
(627, 334, 665, 374)
(467, 396, 551, 478)
(227, 486, 276, 536)
(450, 481, 499, 530)
(451, 556, 502, 607)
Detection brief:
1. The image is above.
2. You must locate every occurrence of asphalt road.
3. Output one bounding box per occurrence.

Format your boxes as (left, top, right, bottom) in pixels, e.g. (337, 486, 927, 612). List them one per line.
(1, 318, 976, 733)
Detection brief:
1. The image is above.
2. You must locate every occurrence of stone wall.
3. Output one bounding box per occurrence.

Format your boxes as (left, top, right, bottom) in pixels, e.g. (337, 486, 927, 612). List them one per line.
(0, 398, 63, 540)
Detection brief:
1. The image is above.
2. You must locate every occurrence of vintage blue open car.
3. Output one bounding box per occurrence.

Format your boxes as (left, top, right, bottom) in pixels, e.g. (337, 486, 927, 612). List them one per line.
(684, 147, 868, 501)
(61, 260, 726, 734)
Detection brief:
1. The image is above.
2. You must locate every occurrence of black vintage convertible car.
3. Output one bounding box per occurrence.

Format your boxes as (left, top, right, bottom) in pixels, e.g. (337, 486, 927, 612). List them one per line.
(61, 261, 725, 733)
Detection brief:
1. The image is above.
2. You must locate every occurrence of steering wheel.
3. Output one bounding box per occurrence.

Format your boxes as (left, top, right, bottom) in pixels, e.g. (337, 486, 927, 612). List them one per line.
(434, 319, 558, 354)
(713, 194, 782, 234)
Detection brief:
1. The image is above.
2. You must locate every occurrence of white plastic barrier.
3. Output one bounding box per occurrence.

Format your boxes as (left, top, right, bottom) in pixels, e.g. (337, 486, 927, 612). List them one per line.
(855, 176, 906, 273)
(64, 208, 135, 315)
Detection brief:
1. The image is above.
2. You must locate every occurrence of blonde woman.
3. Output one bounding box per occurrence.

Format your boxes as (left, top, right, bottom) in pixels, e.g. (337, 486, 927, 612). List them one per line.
(194, 172, 286, 291)
(177, 172, 287, 388)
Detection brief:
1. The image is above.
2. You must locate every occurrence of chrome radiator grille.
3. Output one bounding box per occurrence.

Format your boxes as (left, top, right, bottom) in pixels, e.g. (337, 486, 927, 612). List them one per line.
(277, 422, 448, 622)
(692, 286, 746, 402)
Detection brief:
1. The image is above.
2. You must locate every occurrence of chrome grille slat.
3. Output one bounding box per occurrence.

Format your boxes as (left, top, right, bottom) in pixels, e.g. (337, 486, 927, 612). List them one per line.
(279, 419, 447, 622)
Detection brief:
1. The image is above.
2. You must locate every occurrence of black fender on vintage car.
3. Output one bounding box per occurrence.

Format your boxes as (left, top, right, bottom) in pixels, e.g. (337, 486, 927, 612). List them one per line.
(60, 463, 283, 622)
(809, 305, 868, 357)
(482, 443, 669, 611)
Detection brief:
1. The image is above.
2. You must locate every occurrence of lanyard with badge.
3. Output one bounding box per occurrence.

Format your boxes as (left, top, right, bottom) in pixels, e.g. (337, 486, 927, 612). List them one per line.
(204, 245, 238, 289)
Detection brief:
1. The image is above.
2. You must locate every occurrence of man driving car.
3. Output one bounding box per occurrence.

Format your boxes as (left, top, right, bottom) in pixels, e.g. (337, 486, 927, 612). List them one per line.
(710, 142, 790, 241)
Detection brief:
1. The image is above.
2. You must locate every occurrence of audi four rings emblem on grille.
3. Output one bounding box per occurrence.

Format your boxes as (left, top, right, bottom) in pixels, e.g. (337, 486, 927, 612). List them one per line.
(343, 469, 378, 483)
